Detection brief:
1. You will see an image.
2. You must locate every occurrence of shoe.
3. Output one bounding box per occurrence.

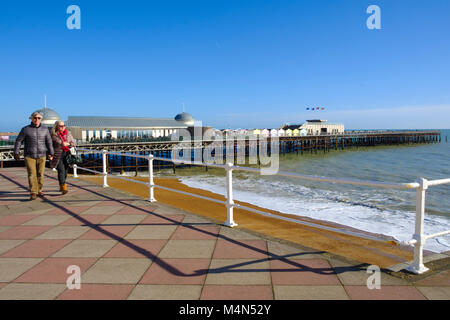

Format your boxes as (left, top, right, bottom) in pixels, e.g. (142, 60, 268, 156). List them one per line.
(30, 193, 37, 200)
(61, 184, 68, 195)
(38, 191, 44, 197)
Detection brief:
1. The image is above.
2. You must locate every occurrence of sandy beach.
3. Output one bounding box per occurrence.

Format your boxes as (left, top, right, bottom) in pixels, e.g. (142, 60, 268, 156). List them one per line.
(77, 174, 416, 268)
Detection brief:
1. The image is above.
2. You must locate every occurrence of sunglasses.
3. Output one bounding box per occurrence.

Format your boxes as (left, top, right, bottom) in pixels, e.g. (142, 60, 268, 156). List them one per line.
(33, 117, 42, 120)
(59, 125, 66, 127)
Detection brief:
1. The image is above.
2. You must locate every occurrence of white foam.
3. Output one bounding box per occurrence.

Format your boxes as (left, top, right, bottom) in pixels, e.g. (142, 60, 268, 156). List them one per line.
(180, 174, 450, 253)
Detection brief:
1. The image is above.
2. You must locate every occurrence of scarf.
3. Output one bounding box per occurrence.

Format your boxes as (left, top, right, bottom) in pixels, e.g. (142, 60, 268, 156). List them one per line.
(58, 129, 70, 152)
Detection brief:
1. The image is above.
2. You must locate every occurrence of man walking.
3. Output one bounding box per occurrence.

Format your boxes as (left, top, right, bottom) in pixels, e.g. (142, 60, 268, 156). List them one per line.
(14, 111, 54, 200)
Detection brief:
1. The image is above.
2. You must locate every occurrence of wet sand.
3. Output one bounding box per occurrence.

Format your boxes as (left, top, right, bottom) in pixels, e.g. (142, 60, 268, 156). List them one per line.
(79, 175, 414, 268)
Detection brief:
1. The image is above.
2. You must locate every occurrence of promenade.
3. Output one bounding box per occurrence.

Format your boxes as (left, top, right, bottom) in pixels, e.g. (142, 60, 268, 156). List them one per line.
(0, 167, 449, 300)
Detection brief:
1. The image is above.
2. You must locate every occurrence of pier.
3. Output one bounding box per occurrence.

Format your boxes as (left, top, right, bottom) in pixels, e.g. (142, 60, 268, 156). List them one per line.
(1, 130, 442, 172)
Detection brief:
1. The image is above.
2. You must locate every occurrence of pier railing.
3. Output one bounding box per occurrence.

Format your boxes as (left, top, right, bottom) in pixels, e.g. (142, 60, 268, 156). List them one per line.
(74, 148, 449, 275)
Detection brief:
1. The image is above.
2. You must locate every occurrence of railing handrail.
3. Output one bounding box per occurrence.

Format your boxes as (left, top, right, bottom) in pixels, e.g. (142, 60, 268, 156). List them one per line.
(77, 148, 422, 190)
(72, 148, 449, 274)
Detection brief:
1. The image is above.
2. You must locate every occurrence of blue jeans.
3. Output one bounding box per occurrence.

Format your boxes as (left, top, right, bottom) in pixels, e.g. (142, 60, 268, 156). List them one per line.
(57, 151, 69, 186)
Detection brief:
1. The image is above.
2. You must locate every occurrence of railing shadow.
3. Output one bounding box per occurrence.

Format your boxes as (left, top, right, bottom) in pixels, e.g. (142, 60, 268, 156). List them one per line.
(0, 170, 371, 278)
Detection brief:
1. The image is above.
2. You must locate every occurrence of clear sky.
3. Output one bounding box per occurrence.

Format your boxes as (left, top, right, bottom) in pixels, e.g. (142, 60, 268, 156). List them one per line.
(1, 0, 449, 131)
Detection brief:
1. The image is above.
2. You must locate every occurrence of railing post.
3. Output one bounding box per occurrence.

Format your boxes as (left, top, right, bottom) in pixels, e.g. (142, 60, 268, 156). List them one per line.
(102, 149, 109, 188)
(73, 164, 78, 178)
(148, 154, 156, 202)
(407, 178, 429, 274)
(224, 162, 237, 227)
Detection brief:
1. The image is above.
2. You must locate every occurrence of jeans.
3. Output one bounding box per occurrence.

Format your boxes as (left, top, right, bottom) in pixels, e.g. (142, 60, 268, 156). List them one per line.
(24, 156, 46, 194)
(57, 151, 69, 186)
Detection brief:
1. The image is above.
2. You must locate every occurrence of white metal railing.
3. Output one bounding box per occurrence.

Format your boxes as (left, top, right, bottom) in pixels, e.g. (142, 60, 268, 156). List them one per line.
(73, 148, 449, 275)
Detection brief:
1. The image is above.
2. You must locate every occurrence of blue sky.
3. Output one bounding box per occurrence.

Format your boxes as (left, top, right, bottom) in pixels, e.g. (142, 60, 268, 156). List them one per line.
(1, 0, 449, 131)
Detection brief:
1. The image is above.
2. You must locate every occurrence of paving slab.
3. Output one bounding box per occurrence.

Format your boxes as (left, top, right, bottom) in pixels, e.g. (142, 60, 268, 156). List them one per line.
(270, 258, 341, 285)
(267, 240, 327, 260)
(78, 225, 135, 240)
(81, 258, 152, 284)
(344, 285, 426, 300)
(158, 240, 216, 259)
(35, 226, 90, 240)
(273, 285, 349, 300)
(0, 215, 36, 226)
(100, 214, 147, 226)
(0, 283, 67, 300)
(57, 284, 134, 300)
(219, 226, 262, 240)
(116, 205, 157, 215)
(80, 205, 123, 215)
(141, 213, 185, 225)
(151, 204, 188, 216)
(0, 240, 26, 255)
(0, 226, 53, 240)
(0, 258, 43, 282)
(1, 239, 72, 258)
(413, 270, 450, 287)
(170, 225, 220, 240)
(213, 239, 268, 259)
(416, 286, 450, 300)
(205, 259, 271, 285)
(125, 225, 177, 239)
(128, 284, 202, 300)
(0, 227, 11, 234)
(329, 258, 410, 286)
(14, 209, 54, 216)
(14, 257, 98, 283)
(22, 215, 71, 226)
(201, 285, 274, 300)
(51, 239, 117, 258)
(139, 258, 210, 285)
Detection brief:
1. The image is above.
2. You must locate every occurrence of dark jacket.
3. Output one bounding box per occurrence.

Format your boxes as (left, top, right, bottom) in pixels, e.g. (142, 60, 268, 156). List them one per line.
(50, 130, 76, 168)
(14, 123, 54, 159)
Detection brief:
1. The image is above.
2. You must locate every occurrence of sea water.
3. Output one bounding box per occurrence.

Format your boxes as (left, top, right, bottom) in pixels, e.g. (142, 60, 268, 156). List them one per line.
(170, 129, 450, 253)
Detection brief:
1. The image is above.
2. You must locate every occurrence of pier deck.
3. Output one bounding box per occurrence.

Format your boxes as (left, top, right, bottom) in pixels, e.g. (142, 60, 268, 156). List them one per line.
(0, 167, 449, 300)
(0, 130, 441, 164)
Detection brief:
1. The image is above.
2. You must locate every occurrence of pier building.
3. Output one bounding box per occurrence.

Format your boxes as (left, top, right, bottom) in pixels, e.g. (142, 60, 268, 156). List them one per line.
(282, 120, 344, 136)
(65, 112, 196, 142)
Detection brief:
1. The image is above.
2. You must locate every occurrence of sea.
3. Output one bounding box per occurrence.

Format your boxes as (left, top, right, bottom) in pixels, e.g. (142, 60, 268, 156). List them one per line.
(152, 129, 450, 253)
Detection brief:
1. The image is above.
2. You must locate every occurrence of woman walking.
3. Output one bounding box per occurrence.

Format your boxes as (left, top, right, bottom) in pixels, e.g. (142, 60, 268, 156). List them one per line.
(51, 120, 75, 194)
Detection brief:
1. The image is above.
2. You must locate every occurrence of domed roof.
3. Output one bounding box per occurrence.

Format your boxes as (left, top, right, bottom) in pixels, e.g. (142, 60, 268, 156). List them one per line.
(34, 107, 62, 126)
(35, 108, 61, 121)
(174, 112, 194, 125)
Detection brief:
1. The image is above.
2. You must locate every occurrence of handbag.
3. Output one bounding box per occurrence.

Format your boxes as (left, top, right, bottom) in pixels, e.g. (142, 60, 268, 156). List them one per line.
(65, 147, 83, 165)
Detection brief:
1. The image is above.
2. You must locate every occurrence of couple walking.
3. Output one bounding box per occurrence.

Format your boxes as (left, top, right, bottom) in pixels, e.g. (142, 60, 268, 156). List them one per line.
(13, 111, 75, 200)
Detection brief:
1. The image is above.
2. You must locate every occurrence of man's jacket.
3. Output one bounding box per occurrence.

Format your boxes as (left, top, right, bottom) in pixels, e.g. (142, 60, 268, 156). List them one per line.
(14, 123, 54, 159)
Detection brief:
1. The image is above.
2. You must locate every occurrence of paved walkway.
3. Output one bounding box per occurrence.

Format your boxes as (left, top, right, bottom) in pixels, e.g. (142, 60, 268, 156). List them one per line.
(0, 167, 449, 300)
